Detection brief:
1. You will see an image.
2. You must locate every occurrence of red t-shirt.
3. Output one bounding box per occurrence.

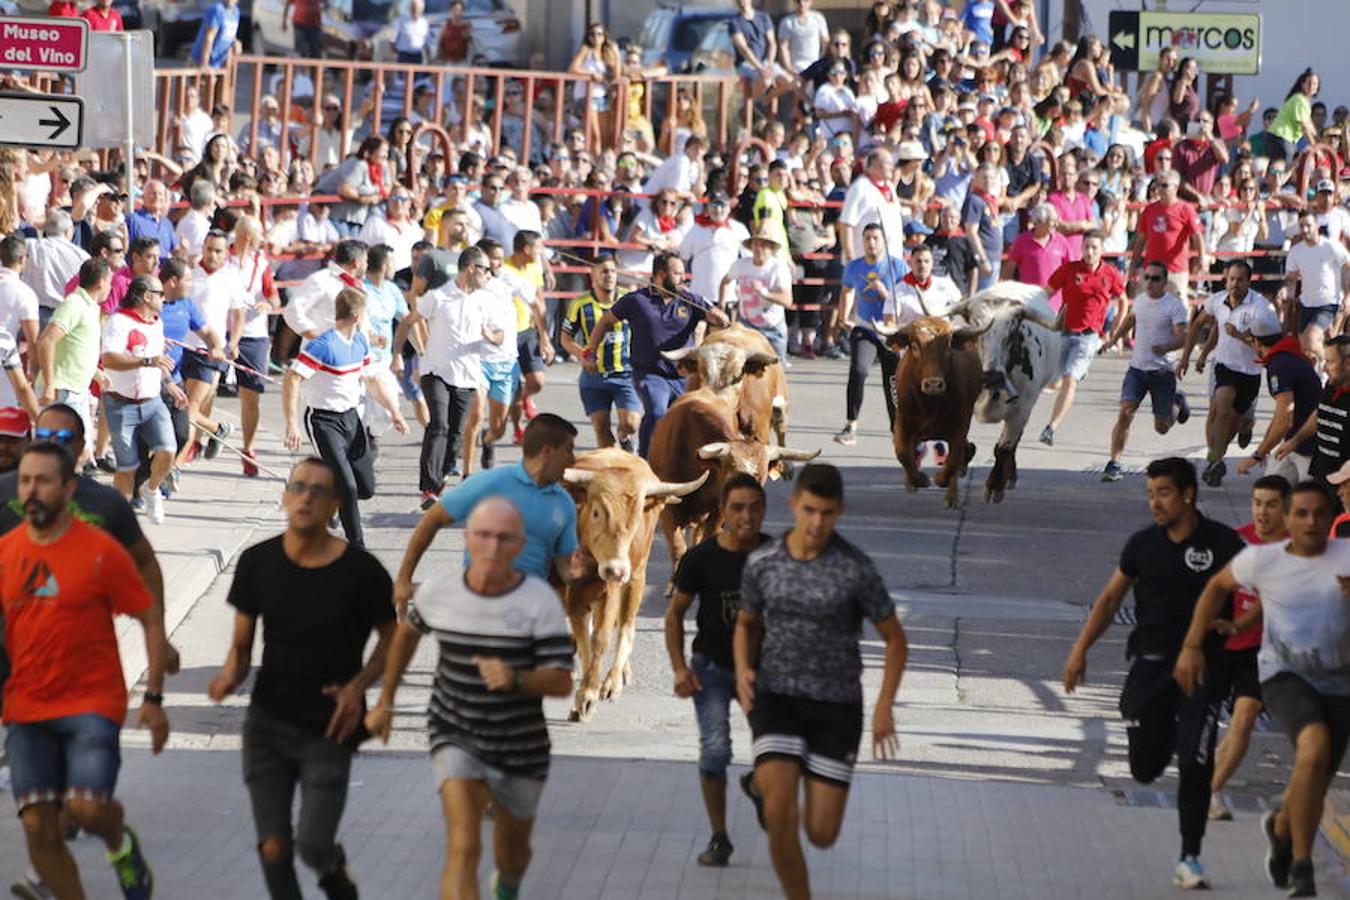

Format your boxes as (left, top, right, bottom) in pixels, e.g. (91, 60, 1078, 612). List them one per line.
(1139, 200, 1202, 273)
(1172, 138, 1222, 198)
(290, 0, 321, 28)
(1047, 259, 1124, 334)
(0, 517, 152, 725)
(1227, 522, 1269, 651)
(47, 0, 79, 15)
(81, 5, 123, 31)
(872, 101, 907, 135)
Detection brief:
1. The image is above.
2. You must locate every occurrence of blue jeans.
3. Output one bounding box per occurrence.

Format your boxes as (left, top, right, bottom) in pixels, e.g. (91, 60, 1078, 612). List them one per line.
(633, 371, 685, 458)
(578, 370, 641, 415)
(691, 653, 737, 777)
(747, 320, 788, 361)
(6, 713, 122, 812)
(103, 393, 177, 470)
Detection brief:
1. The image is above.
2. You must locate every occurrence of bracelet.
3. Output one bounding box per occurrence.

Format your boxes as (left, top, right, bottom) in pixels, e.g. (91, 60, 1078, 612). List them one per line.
(143, 690, 164, 705)
(512, 669, 527, 692)
(580, 348, 595, 361)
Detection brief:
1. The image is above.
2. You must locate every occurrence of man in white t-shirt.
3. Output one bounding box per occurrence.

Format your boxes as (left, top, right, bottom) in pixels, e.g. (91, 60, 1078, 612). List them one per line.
(23, 210, 88, 331)
(180, 231, 240, 467)
(1179, 260, 1274, 487)
(176, 181, 216, 267)
(680, 193, 749, 305)
(0, 236, 40, 369)
(777, 0, 829, 74)
(619, 188, 691, 278)
(1101, 260, 1191, 480)
(838, 147, 906, 261)
(886, 244, 961, 326)
(1176, 483, 1350, 899)
(472, 239, 523, 476)
(643, 135, 705, 206)
(1284, 209, 1350, 368)
(719, 232, 792, 360)
(226, 217, 280, 476)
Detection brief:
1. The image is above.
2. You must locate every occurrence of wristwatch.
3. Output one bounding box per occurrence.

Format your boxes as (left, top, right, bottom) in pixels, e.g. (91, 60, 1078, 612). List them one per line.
(140, 357, 154, 368)
(143, 690, 164, 705)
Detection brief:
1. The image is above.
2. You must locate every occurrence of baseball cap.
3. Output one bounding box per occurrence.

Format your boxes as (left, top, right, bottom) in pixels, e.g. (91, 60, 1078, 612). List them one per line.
(1327, 334, 1350, 347)
(0, 407, 30, 438)
(904, 220, 934, 236)
(1238, 306, 1283, 339)
(1329, 460, 1350, 486)
(1316, 179, 1336, 194)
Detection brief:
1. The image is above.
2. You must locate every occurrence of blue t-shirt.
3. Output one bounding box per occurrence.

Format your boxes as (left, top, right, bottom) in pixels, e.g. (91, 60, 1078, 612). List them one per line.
(191, 2, 240, 69)
(727, 11, 774, 63)
(160, 295, 206, 382)
(961, 191, 1003, 260)
(611, 287, 711, 379)
(1266, 348, 1321, 455)
(961, 1, 995, 45)
(439, 462, 579, 581)
(125, 209, 178, 261)
(842, 256, 909, 323)
(362, 278, 408, 366)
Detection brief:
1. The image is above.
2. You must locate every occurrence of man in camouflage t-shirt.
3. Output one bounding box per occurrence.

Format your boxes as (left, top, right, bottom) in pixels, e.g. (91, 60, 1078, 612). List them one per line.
(734, 464, 909, 900)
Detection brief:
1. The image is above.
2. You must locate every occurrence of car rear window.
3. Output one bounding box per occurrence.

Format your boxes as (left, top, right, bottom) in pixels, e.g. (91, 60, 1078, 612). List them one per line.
(672, 18, 718, 53)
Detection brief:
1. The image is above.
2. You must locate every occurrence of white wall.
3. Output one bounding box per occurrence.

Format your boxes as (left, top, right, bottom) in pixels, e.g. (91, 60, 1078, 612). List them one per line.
(1075, 0, 1350, 115)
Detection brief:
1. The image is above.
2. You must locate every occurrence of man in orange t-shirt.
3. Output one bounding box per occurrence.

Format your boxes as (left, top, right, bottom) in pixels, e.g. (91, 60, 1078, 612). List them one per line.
(0, 443, 166, 899)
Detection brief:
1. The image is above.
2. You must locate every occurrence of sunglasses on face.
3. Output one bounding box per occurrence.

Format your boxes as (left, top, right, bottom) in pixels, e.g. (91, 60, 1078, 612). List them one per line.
(1144, 273, 1166, 282)
(285, 481, 336, 498)
(34, 427, 76, 444)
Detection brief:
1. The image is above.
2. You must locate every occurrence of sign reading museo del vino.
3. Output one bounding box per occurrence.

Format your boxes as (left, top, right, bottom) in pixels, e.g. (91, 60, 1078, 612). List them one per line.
(0, 16, 88, 73)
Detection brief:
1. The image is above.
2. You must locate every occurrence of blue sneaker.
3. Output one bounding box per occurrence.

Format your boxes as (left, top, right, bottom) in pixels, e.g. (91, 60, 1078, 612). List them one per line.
(1173, 856, 1209, 889)
(1102, 460, 1123, 482)
(107, 825, 153, 899)
(490, 871, 520, 900)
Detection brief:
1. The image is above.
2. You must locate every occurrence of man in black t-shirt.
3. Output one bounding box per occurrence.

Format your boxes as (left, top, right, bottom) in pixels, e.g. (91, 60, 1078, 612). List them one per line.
(1280, 333, 1350, 490)
(664, 473, 771, 869)
(1063, 457, 1245, 891)
(926, 205, 979, 297)
(207, 456, 395, 900)
(1233, 306, 1320, 485)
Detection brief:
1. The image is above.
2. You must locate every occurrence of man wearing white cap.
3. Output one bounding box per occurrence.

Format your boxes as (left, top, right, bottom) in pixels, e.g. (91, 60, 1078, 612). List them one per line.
(719, 231, 792, 361)
(1230, 304, 1320, 487)
(1328, 461, 1350, 537)
(892, 141, 932, 221)
(1284, 209, 1350, 368)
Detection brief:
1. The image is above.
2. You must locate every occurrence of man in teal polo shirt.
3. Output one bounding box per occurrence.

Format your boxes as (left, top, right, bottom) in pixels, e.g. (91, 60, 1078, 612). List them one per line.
(394, 413, 580, 612)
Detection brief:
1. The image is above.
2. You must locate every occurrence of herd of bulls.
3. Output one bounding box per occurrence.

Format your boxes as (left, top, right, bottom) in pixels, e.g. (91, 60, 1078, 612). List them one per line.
(557, 285, 1064, 722)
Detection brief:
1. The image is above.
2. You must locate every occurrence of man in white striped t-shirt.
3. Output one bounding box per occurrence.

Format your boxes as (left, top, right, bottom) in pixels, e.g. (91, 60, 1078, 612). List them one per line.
(367, 496, 573, 900)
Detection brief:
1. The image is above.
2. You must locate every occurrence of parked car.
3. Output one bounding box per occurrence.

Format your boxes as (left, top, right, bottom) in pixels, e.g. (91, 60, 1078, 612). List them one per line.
(687, 17, 736, 76)
(140, 0, 251, 58)
(635, 6, 735, 74)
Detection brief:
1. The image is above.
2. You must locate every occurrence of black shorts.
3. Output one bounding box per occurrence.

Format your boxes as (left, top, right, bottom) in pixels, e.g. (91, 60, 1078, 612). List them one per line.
(1209, 647, 1263, 705)
(748, 690, 863, 787)
(1213, 363, 1261, 415)
(179, 349, 226, 385)
(1262, 672, 1350, 773)
(235, 337, 271, 393)
(517, 330, 544, 375)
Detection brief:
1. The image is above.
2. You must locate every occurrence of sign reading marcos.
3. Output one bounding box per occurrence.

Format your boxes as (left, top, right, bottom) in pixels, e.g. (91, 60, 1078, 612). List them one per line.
(0, 16, 88, 73)
(1108, 11, 1261, 76)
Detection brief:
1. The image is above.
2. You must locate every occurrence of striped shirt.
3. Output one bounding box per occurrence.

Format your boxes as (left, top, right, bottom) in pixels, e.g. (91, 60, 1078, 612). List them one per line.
(290, 327, 370, 412)
(1311, 382, 1350, 483)
(409, 573, 573, 777)
(563, 292, 630, 375)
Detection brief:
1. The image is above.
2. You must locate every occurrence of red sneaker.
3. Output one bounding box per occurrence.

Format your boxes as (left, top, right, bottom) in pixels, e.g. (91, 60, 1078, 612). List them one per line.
(512, 425, 525, 445)
(182, 442, 199, 465)
(241, 450, 259, 477)
(523, 397, 539, 420)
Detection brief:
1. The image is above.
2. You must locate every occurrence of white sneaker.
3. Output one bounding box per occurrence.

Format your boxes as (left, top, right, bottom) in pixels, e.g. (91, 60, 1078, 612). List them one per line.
(139, 483, 165, 525)
(1209, 793, 1233, 821)
(1173, 856, 1209, 889)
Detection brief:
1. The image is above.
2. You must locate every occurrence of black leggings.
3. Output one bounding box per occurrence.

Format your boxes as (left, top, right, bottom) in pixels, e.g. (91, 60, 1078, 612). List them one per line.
(304, 407, 376, 548)
(1120, 657, 1222, 858)
(846, 327, 898, 426)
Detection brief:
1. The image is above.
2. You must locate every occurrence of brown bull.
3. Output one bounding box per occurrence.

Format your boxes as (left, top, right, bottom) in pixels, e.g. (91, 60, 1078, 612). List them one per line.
(885, 316, 989, 508)
(561, 448, 706, 722)
(647, 387, 817, 586)
(667, 324, 790, 446)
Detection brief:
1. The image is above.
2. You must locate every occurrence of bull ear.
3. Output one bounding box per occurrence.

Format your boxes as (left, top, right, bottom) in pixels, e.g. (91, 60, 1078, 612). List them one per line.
(662, 346, 701, 377)
(1017, 307, 1060, 332)
(740, 352, 779, 377)
(885, 330, 911, 351)
(952, 320, 992, 349)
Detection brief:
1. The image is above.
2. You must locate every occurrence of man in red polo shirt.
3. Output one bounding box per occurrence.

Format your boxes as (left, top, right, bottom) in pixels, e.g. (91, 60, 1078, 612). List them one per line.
(1039, 231, 1126, 445)
(81, 0, 123, 31)
(1128, 169, 1207, 305)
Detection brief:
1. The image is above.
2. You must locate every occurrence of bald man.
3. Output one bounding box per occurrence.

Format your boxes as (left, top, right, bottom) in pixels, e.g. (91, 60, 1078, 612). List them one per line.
(368, 496, 573, 900)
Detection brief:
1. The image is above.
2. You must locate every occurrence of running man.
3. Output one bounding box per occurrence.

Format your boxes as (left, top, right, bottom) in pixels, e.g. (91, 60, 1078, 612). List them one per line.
(207, 456, 396, 900)
(735, 464, 908, 900)
(1176, 481, 1350, 898)
(2, 441, 166, 900)
(833, 223, 908, 446)
(1063, 456, 1246, 889)
(664, 473, 771, 868)
(560, 256, 640, 451)
(366, 496, 573, 900)
(1232, 305, 1321, 485)
(1207, 474, 1289, 821)
(502, 231, 553, 443)
(470, 237, 522, 473)
(1100, 259, 1191, 481)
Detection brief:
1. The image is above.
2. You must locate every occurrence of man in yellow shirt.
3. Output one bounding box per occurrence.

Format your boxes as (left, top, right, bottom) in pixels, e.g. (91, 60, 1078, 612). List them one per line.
(559, 257, 639, 451)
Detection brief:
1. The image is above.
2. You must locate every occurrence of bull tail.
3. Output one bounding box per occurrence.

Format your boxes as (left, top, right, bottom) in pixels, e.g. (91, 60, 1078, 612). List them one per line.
(770, 395, 788, 442)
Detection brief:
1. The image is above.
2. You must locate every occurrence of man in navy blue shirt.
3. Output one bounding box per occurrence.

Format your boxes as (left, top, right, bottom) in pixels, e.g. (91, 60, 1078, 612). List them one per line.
(728, 0, 793, 105)
(1233, 304, 1321, 486)
(125, 181, 178, 263)
(583, 252, 728, 457)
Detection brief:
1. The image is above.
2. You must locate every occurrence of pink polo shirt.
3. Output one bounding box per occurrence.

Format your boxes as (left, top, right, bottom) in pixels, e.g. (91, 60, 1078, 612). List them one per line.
(1047, 190, 1096, 261)
(1006, 230, 1072, 288)
(65, 266, 136, 315)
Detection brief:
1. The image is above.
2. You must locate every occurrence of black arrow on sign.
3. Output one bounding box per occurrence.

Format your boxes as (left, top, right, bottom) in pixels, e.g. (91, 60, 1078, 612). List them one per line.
(39, 105, 70, 141)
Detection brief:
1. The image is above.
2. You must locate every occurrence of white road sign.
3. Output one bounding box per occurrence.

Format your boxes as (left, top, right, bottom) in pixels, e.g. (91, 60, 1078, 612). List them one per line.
(0, 93, 82, 149)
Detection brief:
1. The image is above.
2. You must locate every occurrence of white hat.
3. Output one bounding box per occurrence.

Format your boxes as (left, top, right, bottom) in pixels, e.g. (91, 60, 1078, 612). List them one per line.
(895, 140, 927, 162)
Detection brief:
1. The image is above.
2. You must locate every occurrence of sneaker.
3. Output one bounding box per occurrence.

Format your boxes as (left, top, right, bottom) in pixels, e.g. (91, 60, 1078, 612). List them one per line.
(95, 454, 117, 474)
(1237, 422, 1254, 449)
(1175, 391, 1191, 425)
(523, 397, 539, 420)
(130, 496, 146, 512)
(799, 346, 816, 360)
(480, 430, 495, 470)
(139, 482, 165, 525)
(1287, 859, 1316, 897)
(823, 344, 845, 360)
(9, 873, 54, 900)
(107, 824, 153, 900)
(181, 441, 199, 465)
(512, 424, 525, 445)
(420, 491, 440, 511)
(165, 467, 181, 496)
(1208, 793, 1233, 821)
(739, 770, 766, 832)
(933, 441, 949, 468)
(833, 426, 857, 446)
(204, 421, 232, 460)
(1202, 459, 1227, 488)
(696, 832, 734, 867)
(618, 436, 636, 453)
(241, 450, 259, 478)
(1102, 460, 1124, 482)
(489, 870, 520, 900)
(1039, 425, 1055, 446)
(1173, 856, 1209, 890)
(1263, 810, 1293, 888)
(316, 846, 358, 900)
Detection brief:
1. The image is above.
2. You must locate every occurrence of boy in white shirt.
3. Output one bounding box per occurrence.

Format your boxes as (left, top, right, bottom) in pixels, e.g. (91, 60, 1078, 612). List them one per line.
(719, 232, 792, 360)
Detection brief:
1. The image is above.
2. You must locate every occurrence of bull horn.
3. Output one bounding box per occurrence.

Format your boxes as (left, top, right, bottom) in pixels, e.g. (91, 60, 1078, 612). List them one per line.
(953, 319, 994, 342)
(561, 468, 598, 486)
(1018, 308, 1061, 331)
(744, 352, 779, 369)
(944, 298, 972, 319)
(644, 470, 710, 499)
(661, 347, 698, 362)
(697, 442, 731, 459)
(872, 321, 901, 336)
(767, 445, 823, 462)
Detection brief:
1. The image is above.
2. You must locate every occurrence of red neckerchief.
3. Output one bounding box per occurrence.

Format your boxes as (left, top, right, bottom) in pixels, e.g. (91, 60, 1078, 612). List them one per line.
(656, 215, 677, 232)
(972, 188, 1000, 217)
(869, 177, 895, 202)
(117, 308, 157, 324)
(938, 227, 966, 237)
(1332, 385, 1350, 402)
(695, 214, 729, 229)
(903, 272, 932, 290)
(1258, 335, 1309, 366)
(338, 271, 360, 288)
(367, 161, 387, 198)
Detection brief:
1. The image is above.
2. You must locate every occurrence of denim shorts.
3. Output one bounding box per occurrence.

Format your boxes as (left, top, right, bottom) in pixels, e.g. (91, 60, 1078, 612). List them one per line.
(1298, 304, 1338, 333)
(1120, 366, 1177, 419)
(480, 358, 521, 405)
(578, 370, 641, 415)
(691, 653, 737, 777)
(104, 394, 176, 470)
(6, 713, 122, 812)
(746, 320, 788, 361)
(54, 389, 93, 456)
(1059, 331, 1102, 382)
(432, 743, 546, 820)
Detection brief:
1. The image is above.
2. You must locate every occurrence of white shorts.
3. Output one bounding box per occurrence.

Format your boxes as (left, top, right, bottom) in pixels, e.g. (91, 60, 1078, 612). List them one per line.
(361, 367, 402, 437)
(431, 744, 546, 820)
